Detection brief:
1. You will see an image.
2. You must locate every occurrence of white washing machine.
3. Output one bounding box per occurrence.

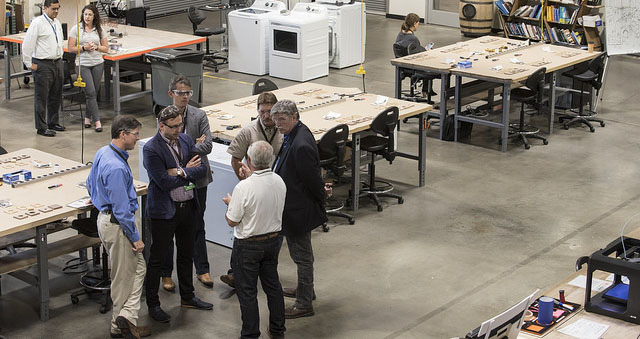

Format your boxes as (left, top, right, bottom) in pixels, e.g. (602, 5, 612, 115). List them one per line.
(269, 3, 329, 82)
(228, 0, 287, 75)
(318, 1, 366, 69)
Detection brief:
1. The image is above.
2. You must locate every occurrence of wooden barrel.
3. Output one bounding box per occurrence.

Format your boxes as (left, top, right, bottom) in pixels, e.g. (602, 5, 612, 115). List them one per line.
(459, 0, 494, 37)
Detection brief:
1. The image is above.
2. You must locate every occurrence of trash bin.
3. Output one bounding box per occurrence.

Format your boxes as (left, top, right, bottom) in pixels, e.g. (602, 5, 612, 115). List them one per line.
(147, 48, 204, 113)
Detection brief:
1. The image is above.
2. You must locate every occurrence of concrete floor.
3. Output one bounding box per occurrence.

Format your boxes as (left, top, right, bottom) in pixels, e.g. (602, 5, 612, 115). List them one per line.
(1, 11, 640, 339)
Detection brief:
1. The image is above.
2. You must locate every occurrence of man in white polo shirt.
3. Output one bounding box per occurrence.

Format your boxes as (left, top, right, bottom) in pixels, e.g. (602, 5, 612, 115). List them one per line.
(223, 140, 286, 339)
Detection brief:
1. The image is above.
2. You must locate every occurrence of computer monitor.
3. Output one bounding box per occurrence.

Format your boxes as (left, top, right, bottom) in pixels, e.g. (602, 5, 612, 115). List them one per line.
(465, 289, 539, 339)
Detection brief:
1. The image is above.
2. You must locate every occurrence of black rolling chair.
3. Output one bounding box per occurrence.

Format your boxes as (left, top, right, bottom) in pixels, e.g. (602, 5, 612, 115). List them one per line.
(393, 43, 437, 127)
(352, 107, 404, 212)
(508, 67, 549, 149)
(252, 78, 278, 95)
(61, 58, 85, 118)
(317, 124, 355, 231)
(188, 6, 227, 72)
(559, 52, 607, 132)
(69, 208, 112, 314)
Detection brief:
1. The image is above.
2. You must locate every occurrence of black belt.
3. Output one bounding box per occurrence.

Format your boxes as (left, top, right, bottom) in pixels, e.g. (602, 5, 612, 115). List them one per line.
(239, 231, 280, 242)
(175, 200, 193, 209)
(103, 209, 119, 224)
(34, 58, 61, 62)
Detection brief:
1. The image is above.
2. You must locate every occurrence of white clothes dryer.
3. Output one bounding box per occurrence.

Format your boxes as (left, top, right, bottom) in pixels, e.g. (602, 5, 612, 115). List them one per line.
(318, 1, 366, 69)
(228, 0, 287, 75)
(269, 3, 329, 82)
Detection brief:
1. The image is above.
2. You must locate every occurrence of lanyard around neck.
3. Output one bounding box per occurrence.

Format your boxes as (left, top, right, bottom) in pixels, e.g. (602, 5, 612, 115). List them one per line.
(258, 120, 277, 145)
(44, 14, 58, 43)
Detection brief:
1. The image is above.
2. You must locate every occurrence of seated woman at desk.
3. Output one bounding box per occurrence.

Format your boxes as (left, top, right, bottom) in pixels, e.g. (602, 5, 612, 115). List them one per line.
(68, 4, 108, 132)
(394, 13, 436, 98)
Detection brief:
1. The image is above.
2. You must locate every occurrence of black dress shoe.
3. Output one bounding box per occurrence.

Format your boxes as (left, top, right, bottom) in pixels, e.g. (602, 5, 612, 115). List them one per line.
(48, 124, 66, 131)
(148, 305, 171, 323)
(37, 129, 56, 137)
(181, 296, 213, 310)
(95, 127, 103, 132)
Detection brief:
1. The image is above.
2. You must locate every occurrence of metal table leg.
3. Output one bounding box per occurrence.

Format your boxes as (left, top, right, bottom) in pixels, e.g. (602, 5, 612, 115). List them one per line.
(104, 62, 111, 101)
(549, 72, 556, 134)
(501, 83, 511, 152)
(113, 60, 121, 115)
(439, 73, 448, 140)
(454, 75, 462, 142)
(418, 112, 426, 187)
(36, 225, 49, 321)
(350, 132, 360, 211)
(394, 66, 402, 99)
(5, 41, 11, 100)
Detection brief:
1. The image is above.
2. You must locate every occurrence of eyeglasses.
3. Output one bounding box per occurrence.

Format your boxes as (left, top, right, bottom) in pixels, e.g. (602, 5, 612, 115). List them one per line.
(126, 131, 140, 137)
(162, 122, 184, 130)
(171, 90, 193, 97)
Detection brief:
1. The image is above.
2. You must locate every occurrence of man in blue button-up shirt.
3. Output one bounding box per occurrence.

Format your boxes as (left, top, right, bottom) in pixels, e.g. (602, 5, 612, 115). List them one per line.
(87, 115, 148, 338)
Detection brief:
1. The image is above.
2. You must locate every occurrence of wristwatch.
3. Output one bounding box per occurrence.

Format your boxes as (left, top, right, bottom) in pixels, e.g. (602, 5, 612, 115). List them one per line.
(176, 168, 183, 177)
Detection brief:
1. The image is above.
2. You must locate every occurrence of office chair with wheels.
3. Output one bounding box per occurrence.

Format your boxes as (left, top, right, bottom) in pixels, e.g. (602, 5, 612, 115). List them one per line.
(61, 58, 84, 116)
(559, 52, 607, 132)
(350, 107, 404, 212)
(317, 124, 354, 231)
(188, 6, 227, 72)
(393, 43, 437, 128)
(252, 78, 278, 95)
(69, 208, 112, 314)
(508, 67, 548, 149)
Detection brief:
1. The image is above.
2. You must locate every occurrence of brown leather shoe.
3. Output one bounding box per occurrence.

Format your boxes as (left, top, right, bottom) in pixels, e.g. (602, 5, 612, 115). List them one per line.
(282, 287, 316, 300)
(284, 305, 314, 319)
(162, 277, 175, 292)
(220, 274, 235, 288)
(197, 273, 214, 288)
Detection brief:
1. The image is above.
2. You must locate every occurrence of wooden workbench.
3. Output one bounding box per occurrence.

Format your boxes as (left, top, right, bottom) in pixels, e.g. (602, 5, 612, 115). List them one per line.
(203, 83, 432, 211)
(0, 25, 205, 114)
(0, 148, 147, 321)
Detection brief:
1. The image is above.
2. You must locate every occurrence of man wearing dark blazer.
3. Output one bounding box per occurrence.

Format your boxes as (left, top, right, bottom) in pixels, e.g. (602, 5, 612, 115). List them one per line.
(160, 75, 215, 292)
(143, 105, 213, 323)
(271, 99, 328, 319)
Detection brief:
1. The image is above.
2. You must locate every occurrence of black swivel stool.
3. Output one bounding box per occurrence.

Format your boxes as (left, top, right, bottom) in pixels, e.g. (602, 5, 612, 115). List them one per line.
(252, 78, 278, 95)
(350, 107, 404, 212)
(508, 67, 549, 149)
(317, 124, 354, 231)
(188, 6, 227, 72)
(69, 208, 111, 314)
(559, 52, 607, 132)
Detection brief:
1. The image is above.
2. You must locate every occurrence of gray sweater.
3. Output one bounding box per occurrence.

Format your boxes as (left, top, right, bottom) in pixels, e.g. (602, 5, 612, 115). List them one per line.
(394, 31, 426, 55)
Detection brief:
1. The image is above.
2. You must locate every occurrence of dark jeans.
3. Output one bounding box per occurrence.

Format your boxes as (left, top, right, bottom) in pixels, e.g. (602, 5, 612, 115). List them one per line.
(233, 235, 285, 339)
(285, 232, 314, 309)
(145, 200, 196, 307)
(161, 187, 210, 276)
(32, 58, 62, 131)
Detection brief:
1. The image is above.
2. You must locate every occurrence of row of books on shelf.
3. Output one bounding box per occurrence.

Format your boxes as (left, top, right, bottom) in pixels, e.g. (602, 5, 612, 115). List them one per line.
(505, 22, 549, 41)
(495, 0, 513, 16)
(549, 27, 586, 45)
(514, 4, 543, 19)
(546, 5, 579, 24)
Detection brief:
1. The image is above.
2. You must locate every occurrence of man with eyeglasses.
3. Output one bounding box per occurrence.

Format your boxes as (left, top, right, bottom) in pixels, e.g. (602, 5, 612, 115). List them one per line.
(158, 75, 215, 292)
(86, 115, 150, 338)
(22, 0, 66, 137)
(219, 91, 283, 289)
(143, 105, 213, 323)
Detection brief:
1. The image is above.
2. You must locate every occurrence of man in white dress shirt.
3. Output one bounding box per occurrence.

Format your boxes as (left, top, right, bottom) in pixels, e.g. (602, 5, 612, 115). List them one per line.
(22, 0, 66, 137)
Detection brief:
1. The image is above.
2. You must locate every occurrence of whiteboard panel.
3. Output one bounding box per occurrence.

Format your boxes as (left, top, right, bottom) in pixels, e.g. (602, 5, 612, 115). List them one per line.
(605, 0, 640, 55)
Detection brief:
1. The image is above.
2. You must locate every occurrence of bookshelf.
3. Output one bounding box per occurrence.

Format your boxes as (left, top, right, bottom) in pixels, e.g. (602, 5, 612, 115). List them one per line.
(497, 0, 603, 50)
(497, 0, 549, 42)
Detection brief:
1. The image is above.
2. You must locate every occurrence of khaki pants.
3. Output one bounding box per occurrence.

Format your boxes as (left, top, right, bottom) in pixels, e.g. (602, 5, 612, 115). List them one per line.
(97, 212, 146, 332)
